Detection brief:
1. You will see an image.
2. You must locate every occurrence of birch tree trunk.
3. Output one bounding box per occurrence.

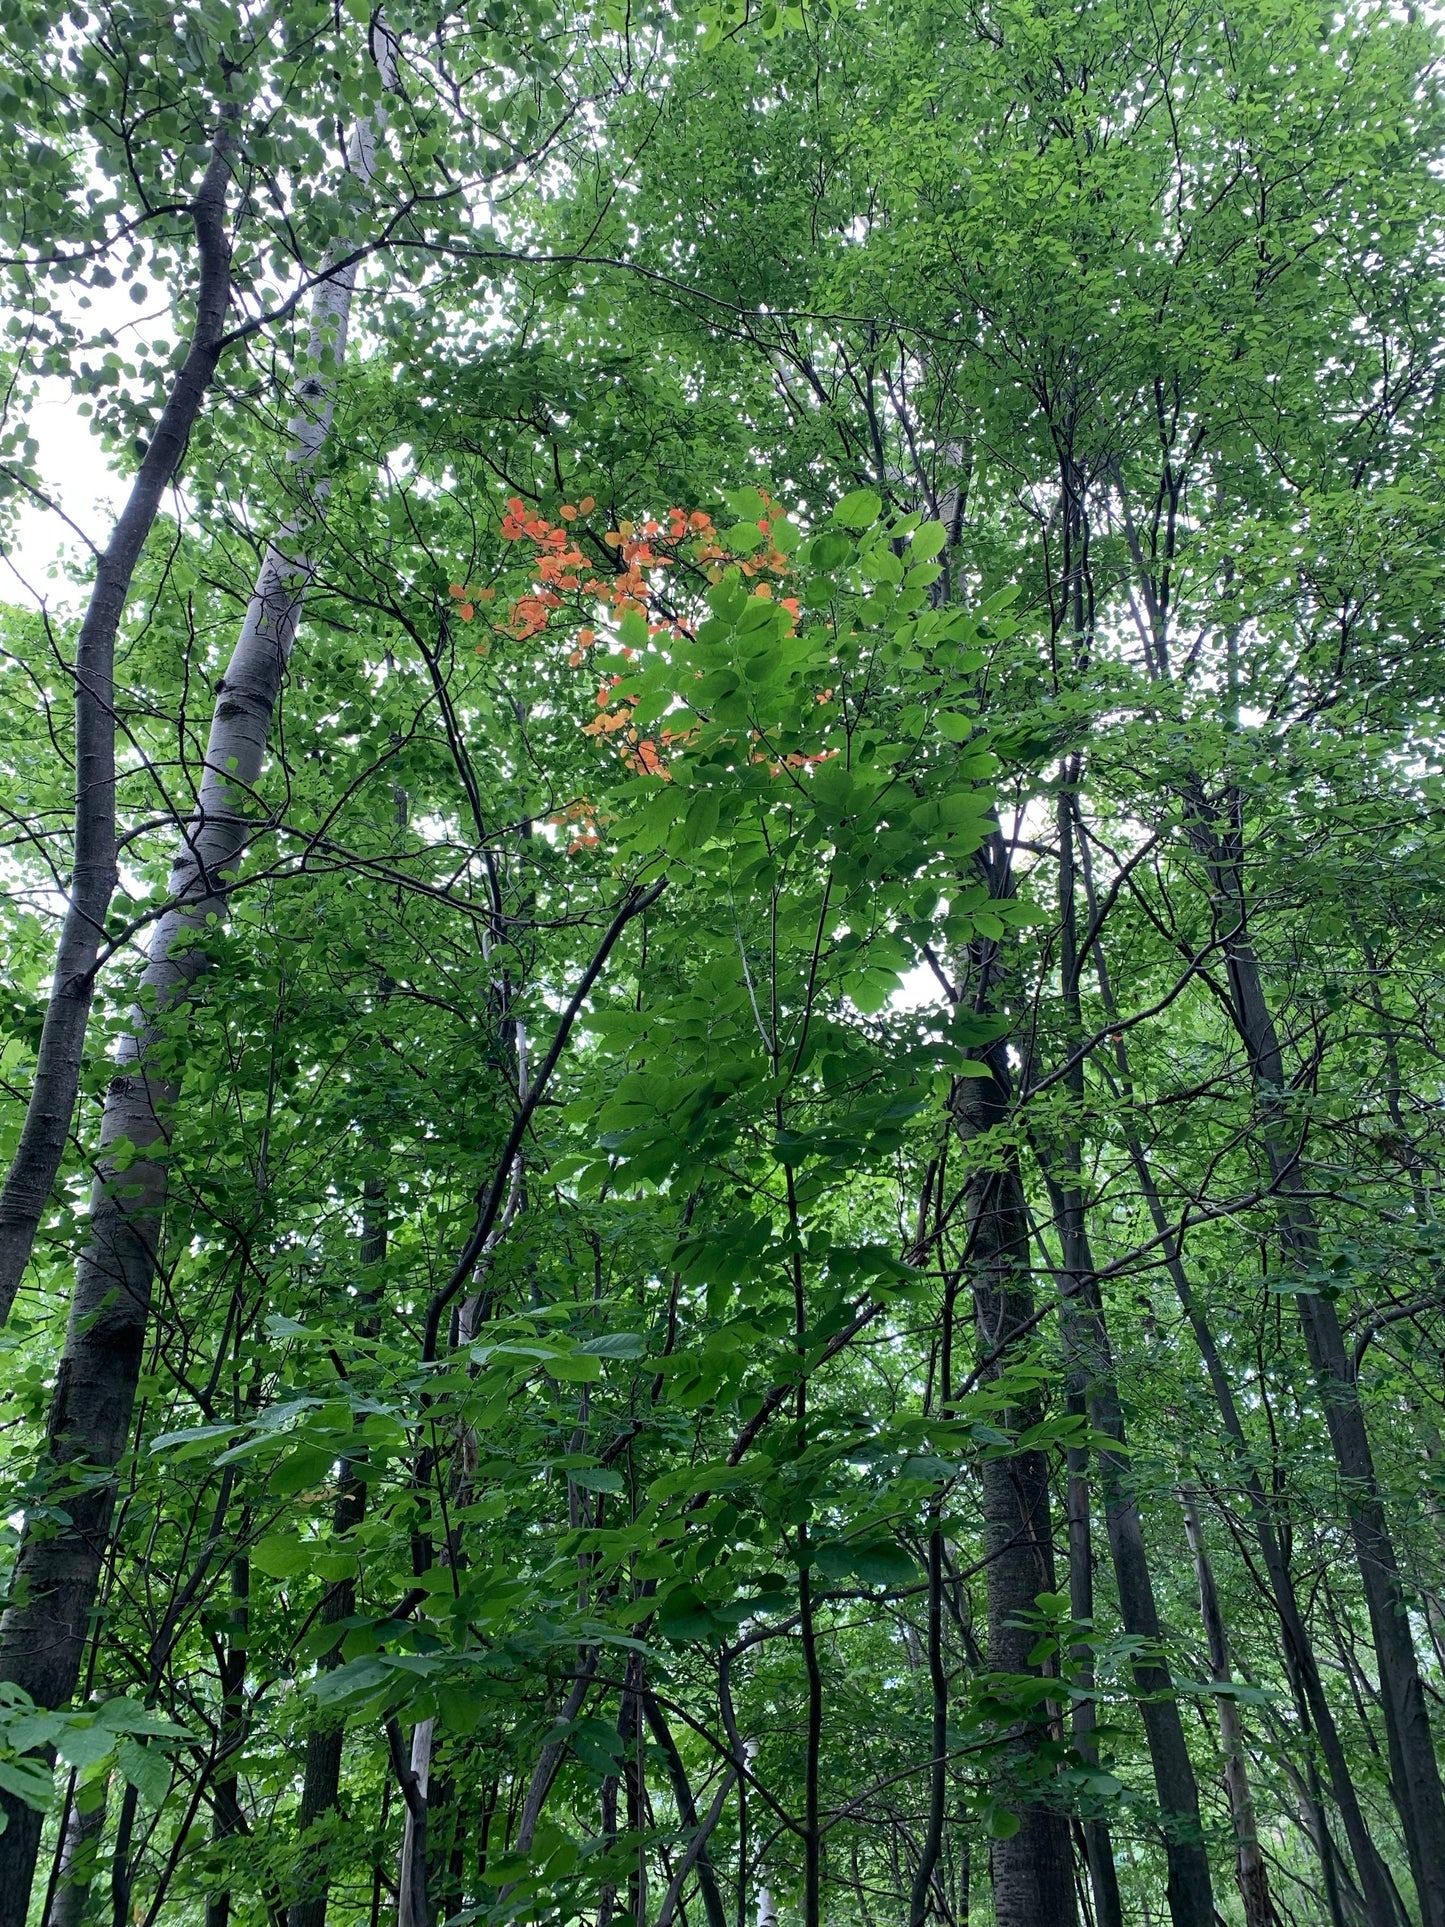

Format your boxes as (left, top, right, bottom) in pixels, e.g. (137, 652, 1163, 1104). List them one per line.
(0, 34, 397, 1922)
(0, 111, 237, 1325)
(396, 1720, 434, 1927)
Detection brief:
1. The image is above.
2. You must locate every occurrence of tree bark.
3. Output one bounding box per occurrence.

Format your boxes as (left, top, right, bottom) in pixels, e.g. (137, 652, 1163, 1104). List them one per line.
(1179, 1489, 1280, 1927)
(396, 1720, 434, 1927)
(0, 41, 397, 1924)
(948, 835, 1076, 1927)
(1195, 796, 1445, 1927)
(1062, 1382, 1124, 1927)
(1078, 830, 1409, 1927)
(0, 109, 237, 1327)
(906, 1518, 950, 1927)
(641, 1691, 728, 1927)
(288, 1177, 383, 1927)
(45, 1782, 105, 1927)
(384, 1719, 429, 1927)
(205, 1556, 250, 1927)
(1050, 784, 1214, 1927)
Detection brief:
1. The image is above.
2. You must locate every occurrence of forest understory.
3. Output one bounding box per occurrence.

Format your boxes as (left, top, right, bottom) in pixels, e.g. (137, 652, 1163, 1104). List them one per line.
(0, 1, 1443, 1924)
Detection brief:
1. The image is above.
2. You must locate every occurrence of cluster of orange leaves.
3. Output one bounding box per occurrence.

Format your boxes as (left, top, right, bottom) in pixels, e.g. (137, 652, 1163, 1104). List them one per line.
(546, 795, 605, 852)
(456, 488, 825, 846)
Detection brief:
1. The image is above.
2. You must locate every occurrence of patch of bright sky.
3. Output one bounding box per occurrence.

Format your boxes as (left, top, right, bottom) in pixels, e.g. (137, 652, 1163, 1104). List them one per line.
(2, 273, 138, 611)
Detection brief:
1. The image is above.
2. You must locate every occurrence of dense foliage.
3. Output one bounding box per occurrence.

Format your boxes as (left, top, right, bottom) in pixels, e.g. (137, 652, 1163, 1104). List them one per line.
(1, 1, 1444, 1925)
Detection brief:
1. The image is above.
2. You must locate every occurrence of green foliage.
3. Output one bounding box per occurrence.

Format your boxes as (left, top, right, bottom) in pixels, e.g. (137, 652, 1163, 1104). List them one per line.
(1, 0, 1444, 1921)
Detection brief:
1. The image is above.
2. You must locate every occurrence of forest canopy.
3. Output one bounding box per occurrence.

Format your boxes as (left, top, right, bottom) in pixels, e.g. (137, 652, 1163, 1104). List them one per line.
(0, 2, 1443, 1925)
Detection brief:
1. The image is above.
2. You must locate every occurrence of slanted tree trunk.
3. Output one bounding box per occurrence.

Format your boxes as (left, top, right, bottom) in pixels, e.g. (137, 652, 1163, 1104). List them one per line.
(1179, 1489, 1280, 1927)
(1077, 827, 1409, 1927)
(384, 1720, 429, 1927)
(0, 111, 237, 1327)
(1193, 790, 1445, 1927)
(396, 1720, 434, 1927)
(205, 1556, 250, 1927)
(642, 1691, 728, 1927)
(1046, 784, 1214, 1927)
(0, 38, 397, 1923)
(1062, 1360, 1124, 1927)
(288, 1178, 385, 1927)
(949, 833, 1076, 1927)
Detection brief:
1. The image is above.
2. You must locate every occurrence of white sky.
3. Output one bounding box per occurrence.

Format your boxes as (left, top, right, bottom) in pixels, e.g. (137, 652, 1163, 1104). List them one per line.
(3, 257, 140, 613)
(3, 381, 128, 610)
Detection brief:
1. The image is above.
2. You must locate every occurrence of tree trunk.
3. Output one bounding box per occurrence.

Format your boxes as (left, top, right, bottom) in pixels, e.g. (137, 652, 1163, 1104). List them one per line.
(1063, 1401, 1124, 1927)
(288, 1177, 384, 1927)
(641, 1691, 728, 1927)
(45, 1783, 106, 1927)
(0, 111, 237, 1327)
(907, 1518, 950, 1927)
(1078, 832, 1408, 1927)
(948, 834, 1076, 1927)
(1051, 785, 1214, 1927)
(396, 1721, 434, 1927)
(0, 41, 397, 1923)
(205, 1556, 249, 1927)
(1179, 1489, 1280, 1927)
(1199, 801, 1445, 1927)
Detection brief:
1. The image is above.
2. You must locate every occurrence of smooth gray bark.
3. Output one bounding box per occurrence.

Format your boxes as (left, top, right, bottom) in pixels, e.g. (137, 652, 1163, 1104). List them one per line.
(0, 39, 396, 1923)
(0, 113, 237, 1326)
(396, 1719, 434, 1927)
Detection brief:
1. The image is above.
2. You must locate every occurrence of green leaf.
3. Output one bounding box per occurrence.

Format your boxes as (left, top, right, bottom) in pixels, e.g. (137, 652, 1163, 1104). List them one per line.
(92, 1701, 189, 1738)
(568, 1465, 625, 1493)
(546, 1352, 603, 1383)
(116, 1739, 171, 1808)
(0, 1758, 52, 1811)
(55, 1725, 118, 1772)
(250, 1535, 314, 1579)
(437, 1684, 483, 1736)
(833, 489, 883, 529)
(577, 1332, 647, 1358)
(268, 1444, 335, 1497)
